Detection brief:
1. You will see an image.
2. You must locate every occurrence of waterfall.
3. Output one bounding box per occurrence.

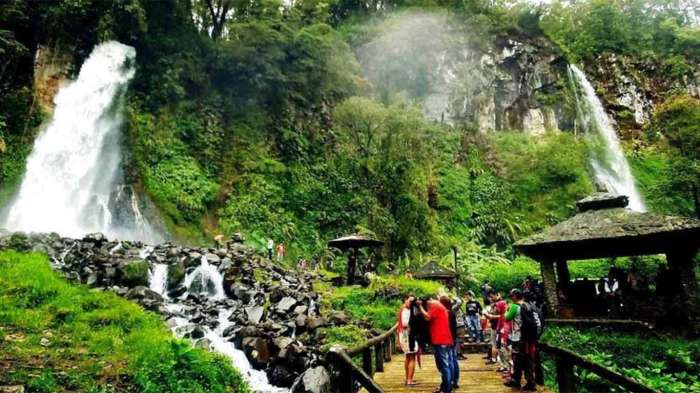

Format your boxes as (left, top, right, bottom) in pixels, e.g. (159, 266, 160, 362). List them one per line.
(183, 256, 226, 300)
(149, 260, 287, 393)
(568, 65, 646, 212)
(149, 264, 169, 299)
(2, 41, 163, 242)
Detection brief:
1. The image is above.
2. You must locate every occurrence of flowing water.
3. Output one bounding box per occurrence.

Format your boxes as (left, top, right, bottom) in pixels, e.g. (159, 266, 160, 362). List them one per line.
(2, 41, 163, 242)
(568, 64, 646, 211)
(149, 259, 286, 393)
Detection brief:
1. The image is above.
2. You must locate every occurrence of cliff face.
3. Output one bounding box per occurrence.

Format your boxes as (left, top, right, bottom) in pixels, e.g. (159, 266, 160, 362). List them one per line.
(32, 45, 74, 114)
(586, 54, 700, 138)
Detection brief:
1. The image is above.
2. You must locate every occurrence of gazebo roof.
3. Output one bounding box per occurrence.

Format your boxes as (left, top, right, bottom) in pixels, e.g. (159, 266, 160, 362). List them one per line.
(414, 261, 456, 280)
(327, 234, 384, 250)
(516, 194, 700, 261)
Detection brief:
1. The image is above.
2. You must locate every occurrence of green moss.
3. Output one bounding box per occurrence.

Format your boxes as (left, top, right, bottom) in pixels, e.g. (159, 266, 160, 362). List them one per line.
(121, 260, 150, 287)
(0, 250, 248, 392)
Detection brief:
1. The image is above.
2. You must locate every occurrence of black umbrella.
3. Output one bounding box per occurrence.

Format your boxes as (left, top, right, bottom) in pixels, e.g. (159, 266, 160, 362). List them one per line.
(327, 234, 384, 285)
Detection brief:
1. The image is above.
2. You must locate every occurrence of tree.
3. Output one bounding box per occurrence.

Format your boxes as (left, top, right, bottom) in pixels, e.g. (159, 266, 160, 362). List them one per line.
(651, 94, 700, 218)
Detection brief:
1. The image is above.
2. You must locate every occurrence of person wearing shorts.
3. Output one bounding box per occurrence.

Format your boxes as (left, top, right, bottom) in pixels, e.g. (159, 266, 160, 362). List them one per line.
(397, 295, 418, 386)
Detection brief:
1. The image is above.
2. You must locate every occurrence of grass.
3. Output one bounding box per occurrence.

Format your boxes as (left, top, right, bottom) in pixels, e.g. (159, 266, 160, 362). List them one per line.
(542, 326, 700, 393)
(0, 250, 248, 393)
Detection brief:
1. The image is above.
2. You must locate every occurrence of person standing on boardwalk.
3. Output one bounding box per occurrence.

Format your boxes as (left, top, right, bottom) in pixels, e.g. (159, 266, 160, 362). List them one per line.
(276, 242, 285, 262)
(397, 295, 418, 386)
(418, 296, 453, 393)
(267, 238, 274, 260)
(465, 291, 484, 342)
(440, 296, 460, 389)
(504, 289, 537, 391)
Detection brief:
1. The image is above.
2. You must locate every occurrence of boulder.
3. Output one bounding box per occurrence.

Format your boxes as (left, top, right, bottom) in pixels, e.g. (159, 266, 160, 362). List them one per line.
(273, 336, 295, 352)
(204, 253, 220, 264)
(0, 386, 25, 393)
(245, 306, 265, 324)
(268, 364, 297, 387)
(306, 316, 326, 330)
(292, 366, 331, 393)
(125, 286, 164, 308)
(293, 305, 308, 315)
(242, 337, 272, 367)
(119, 260, 150, 287)
(167, 260, 185, 289)
(277, 296, 297, 313)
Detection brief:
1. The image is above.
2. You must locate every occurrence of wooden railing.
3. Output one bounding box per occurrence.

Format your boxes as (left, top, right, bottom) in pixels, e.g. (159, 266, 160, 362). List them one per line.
(539, 343, 661, 393)
(326, 324, 397, 393)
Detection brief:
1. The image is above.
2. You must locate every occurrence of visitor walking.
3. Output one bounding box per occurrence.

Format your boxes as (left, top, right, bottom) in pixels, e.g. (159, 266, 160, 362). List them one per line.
(276, 242, 285, 262)
(417, 296, 453, 393)
(504, 289, 537, 391)
(465, 291, 483, 342)
(397, 295, 418, 386)
(488, 291, 510, 372)
(267, 238, 274, 260)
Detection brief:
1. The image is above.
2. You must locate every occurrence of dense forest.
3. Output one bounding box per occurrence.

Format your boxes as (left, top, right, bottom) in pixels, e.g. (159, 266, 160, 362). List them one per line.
(1, 0, 700, 392)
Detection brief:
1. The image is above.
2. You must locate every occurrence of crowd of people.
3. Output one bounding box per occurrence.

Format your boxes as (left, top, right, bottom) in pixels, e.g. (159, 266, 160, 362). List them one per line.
(397, 280, 545, 393)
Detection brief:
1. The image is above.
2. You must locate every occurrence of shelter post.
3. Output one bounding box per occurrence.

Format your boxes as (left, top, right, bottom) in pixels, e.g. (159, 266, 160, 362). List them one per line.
(556, 260, 571, 294)
(666, 247, 699, 300)
(540, 259, 559, 316)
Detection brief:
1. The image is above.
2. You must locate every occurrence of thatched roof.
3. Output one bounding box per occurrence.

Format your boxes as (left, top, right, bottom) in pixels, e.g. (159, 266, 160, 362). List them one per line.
(414, 262, 456, 280)
(516, 194, 700, 261)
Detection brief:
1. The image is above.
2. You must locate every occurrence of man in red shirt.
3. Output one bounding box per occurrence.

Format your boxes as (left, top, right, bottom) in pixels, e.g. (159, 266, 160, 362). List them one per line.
(418, 296, 453, 393)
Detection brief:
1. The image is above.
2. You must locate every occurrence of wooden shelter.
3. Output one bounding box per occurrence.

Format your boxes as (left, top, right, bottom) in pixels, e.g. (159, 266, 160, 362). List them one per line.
(515, 194, 700, 315)
(414, 261, 457, 288)
(328, 234, 383, 285)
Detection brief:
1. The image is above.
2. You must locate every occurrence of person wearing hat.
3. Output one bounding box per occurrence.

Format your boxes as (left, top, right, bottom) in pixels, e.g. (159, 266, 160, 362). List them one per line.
(464, 291, 483, 342)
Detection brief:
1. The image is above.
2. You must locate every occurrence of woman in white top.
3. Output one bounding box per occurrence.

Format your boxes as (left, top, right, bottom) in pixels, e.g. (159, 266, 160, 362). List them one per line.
(397, 295, 418, 386)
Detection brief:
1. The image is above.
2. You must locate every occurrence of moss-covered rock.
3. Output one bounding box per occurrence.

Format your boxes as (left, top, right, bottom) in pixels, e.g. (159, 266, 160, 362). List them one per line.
(120, 260, 150, 287)
(167, 260, 185, 289)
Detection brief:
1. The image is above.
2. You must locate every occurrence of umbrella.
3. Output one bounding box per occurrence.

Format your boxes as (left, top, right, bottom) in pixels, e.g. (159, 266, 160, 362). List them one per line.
(327, 234, 384, 250)
(327, 234, 383, 285)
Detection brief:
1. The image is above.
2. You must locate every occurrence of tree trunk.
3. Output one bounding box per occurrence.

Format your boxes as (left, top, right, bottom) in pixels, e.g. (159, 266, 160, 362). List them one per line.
(693, 183, 700, 219)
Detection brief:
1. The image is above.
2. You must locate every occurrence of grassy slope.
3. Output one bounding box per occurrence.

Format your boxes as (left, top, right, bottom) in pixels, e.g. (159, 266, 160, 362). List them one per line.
(0, 251, 248, 393)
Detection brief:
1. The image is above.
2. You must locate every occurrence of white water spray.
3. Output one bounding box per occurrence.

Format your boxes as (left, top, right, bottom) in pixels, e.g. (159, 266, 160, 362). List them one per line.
(568, 65, 645, 211)
(3, 41, 163, 242)
(149, 264, 169, 299)
(183, 256, 226, 300)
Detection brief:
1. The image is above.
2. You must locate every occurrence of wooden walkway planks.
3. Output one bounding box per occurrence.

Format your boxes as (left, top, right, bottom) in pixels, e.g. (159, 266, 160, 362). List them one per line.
(368, 354, 549, 393)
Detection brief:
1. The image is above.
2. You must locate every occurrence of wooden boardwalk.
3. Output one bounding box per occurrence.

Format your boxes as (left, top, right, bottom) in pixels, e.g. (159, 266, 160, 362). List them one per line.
(369, 354, 549, 393)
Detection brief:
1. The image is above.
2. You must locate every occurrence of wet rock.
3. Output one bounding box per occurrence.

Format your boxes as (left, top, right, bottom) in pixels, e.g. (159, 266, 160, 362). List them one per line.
(295, 314, 307, 328)
(204, 253, 220, 264)
(8, 232, 30, 251)
(167, 260, 185, 289)
(231, 233, 245, 243)
(195, 337, 212, 349)
(268, 364, 297, 387)
(307, 316, 326, 330)
(242, 337, 271, 367)
(292, 366, 331, 393)
(0, 386, 25, 393)
(86, 272, 99, 287)
(293, 305, 308, 315)
(274, 336, 295, 352)
(186, 326, 206, 340)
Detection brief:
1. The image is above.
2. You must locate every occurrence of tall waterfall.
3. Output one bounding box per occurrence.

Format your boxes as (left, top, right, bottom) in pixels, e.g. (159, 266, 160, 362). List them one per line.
(568, 64, 646, 212)
(2, 41, 163, 242)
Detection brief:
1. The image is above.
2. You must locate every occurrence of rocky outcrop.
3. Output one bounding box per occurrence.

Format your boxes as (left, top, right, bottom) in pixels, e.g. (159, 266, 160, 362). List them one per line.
(33, 45, 73, 113)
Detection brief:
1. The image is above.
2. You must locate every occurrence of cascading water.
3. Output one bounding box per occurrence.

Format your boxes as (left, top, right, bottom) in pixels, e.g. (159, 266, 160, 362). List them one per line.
(2, 41, 163, 242)
(149, 258, 287, 393)
(149, 264, 169, 299)
(568, 64, 646, 212)
(183, 256, 226, 300)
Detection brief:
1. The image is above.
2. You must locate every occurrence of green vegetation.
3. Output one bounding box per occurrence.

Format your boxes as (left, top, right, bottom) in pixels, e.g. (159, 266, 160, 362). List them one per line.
(0, 250, 248, 393)
(542, 326, 700, 392)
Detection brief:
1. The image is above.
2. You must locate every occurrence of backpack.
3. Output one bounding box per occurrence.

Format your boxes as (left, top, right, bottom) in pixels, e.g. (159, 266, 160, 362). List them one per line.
(520, 302, 542, 341)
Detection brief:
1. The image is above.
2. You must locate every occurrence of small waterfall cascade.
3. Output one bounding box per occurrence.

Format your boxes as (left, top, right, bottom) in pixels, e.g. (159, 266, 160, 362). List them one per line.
(2, 41, 163, 242)
(149, 258, 287, 393)
(568, 64, 646, 212)
(183, 256, 226, 300)
(148, 264, 169, 299)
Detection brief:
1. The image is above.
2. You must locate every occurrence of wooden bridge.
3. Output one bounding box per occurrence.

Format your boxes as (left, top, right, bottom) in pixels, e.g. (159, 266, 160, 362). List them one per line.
(326, 323, 660, 393)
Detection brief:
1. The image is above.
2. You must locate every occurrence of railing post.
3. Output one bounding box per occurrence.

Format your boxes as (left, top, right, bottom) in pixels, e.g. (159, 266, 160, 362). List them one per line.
(363, 347, 373, 376)
(375, 343, 384, 372)
(555, 353, 576, 393)
(383, 340, 391, 362)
